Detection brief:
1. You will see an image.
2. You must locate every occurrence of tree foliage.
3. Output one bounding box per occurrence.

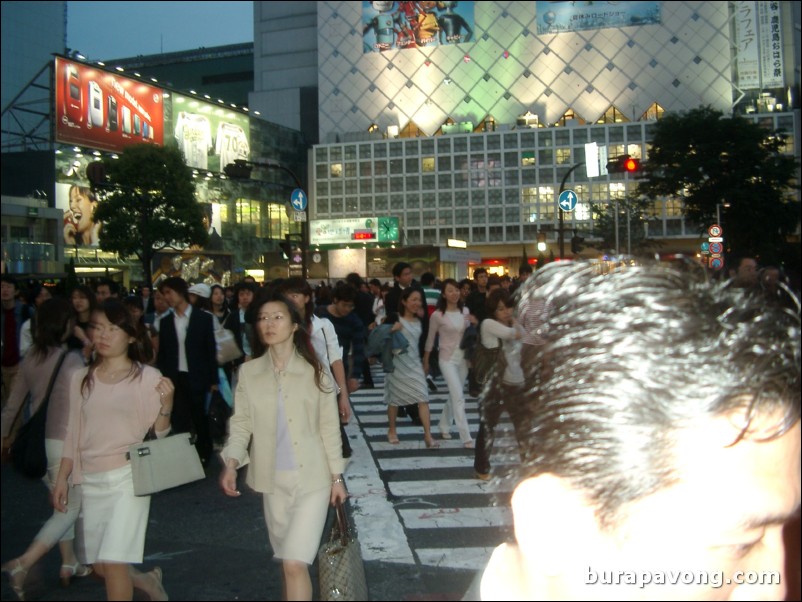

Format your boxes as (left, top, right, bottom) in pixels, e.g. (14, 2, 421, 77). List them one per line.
(636, 106, 799, 264)
(590, 195, 661, 256)
(91, 144, 207, 285)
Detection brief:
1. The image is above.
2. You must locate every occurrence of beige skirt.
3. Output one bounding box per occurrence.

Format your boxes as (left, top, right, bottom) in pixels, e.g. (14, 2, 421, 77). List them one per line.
(262, 470, 330, 564)
(78, 463, 151, 564)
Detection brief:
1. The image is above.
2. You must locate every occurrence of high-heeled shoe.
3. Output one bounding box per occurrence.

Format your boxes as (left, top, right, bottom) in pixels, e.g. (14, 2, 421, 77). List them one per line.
(2, 559, 28, 601)
(59, 562, 93, 587)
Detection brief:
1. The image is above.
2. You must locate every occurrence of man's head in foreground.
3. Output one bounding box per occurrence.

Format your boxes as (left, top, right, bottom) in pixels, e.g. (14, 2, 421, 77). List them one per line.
(481, 261, 800, 601)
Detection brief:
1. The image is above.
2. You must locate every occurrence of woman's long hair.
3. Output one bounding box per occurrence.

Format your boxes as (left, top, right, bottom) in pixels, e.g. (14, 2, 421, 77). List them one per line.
(399, 287, 423, 318)
(435, 278, 463, 314)
(29, 297, 73, 362)
(81, 299, 147, 396)
(250, 290, 329, 393)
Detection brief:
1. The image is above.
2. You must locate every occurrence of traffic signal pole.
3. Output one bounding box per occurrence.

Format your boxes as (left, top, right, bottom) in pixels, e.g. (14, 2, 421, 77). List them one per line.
(558, 162, 585, 259)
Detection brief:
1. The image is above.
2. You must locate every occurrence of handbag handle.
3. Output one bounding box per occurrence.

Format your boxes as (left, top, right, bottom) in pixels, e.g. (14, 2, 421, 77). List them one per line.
(332, 499, 351, 545)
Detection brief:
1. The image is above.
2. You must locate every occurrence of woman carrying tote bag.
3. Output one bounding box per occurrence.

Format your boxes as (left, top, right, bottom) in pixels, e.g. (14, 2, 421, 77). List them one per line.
(52, 300, 172, 601)
(220, 289, 347, 601)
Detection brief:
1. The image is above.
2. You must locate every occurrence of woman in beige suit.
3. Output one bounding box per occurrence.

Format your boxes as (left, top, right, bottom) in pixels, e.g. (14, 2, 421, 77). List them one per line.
(220, 290, 347, 601)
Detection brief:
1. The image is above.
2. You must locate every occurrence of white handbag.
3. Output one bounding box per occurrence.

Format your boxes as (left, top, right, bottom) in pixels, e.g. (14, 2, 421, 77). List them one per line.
(127, 433, 205, 496)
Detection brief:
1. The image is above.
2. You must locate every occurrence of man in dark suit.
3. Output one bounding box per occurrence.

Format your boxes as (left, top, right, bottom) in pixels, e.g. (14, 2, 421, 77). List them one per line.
(156, 277, 218, 465)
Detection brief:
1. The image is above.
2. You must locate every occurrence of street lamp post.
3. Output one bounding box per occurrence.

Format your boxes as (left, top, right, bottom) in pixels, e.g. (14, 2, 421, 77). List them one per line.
(225, 159, 308, 279)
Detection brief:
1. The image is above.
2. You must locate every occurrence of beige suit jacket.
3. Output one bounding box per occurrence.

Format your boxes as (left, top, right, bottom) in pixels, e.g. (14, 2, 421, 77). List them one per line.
(221, 350, 345, 494)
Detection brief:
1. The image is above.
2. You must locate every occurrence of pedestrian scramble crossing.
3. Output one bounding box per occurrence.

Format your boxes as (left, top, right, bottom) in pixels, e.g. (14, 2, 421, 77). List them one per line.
(343, 366, 521, 573)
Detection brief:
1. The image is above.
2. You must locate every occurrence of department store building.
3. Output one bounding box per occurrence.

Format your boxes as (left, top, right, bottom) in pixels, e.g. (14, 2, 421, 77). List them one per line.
(251, 1, 801, 279)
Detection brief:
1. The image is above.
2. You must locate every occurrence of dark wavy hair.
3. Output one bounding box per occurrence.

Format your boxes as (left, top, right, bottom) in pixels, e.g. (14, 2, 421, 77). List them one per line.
(30, 297, 73, 361)
(435, 278, 463, 314)
(484, 287, 514, 320)
(250, 290, 330, 393)
(81, 299, 148, 396)
(512, 261, 801, 527)
(275, 276, 315, 325)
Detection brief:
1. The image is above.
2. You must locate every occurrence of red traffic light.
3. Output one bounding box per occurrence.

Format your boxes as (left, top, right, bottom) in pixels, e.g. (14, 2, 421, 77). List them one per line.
(606, 155, 641, 174)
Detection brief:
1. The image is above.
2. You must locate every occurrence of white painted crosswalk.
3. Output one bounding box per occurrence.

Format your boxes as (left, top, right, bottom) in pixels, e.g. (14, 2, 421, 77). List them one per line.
(343, 366, 521, 572)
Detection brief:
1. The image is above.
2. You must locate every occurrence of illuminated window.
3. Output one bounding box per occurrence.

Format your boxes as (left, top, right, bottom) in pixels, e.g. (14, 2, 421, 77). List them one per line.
(556, 148, 572, 165)
(596, 106, 630, 124)
(521, 151, 536, 167)
(641, 103, 665, 121)
(422, 157, 435, 172)
(554, 109, 586, 127)
(330, 163, 342, 178)
(665, 199, 683, 217)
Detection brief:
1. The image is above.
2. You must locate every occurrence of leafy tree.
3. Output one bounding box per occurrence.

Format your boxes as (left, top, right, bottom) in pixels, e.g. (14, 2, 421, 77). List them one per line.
(91, 144, 207, 286)
(590, 195, 662, 256)
(636, 106, 799, 264)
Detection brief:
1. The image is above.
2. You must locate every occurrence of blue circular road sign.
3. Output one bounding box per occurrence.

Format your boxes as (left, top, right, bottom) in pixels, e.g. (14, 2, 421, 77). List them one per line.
(290, 188, 308, 212)
(558, 189, 578, 212)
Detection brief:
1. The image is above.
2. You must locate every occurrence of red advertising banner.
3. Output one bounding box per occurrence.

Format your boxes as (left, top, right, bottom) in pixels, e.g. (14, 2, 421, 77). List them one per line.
(55, 57, 164, 152)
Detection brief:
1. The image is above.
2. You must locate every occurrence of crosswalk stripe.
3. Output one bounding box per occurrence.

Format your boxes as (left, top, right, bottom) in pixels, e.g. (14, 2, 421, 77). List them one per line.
(398, 506, 512, 529)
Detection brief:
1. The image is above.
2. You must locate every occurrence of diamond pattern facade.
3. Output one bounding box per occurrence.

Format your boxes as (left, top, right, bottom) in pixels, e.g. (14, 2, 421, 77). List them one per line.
(317, 1, 732, 141)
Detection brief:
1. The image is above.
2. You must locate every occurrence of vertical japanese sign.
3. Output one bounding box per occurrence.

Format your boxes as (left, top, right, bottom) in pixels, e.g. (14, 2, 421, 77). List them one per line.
(734, 1, 784, 90)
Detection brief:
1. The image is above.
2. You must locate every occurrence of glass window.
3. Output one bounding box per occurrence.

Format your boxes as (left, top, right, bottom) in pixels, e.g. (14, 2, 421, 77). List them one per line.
(505, 205, 521, 223)
(316, 164, 328, 179)
(422, 210, 437, 226)
(345, 180, 357, 195)
(454, 154, 469, 170)
(390, 159, 404, 175)
(345, 196, 358, 212)
(330, 198, 343, 213)
(438, 156, 452, 171)
(555, 129, 571, 145)
(345, 146, 357, 160)
(488, 189, 503, 205)
(437, 137, 452, 153)
(390, 177, 404, 192)
(374, 160, 387, 176)
(330, 147, 342, 161)
(360, 162, 372, 177)
(422, 157, 435, 172)
(374, 144, 387, 158)
(317, 181, 329, 196)
(489, 224, 504, 242)
(506, 224, 520, 240)
(438, 208, 453, 224)
(538, 149, 553, 165)
(375, 196, 388, 211)
(315, 147, 328, 162)
(666, 199, 683, 217)
(406, 194, 420, 209)
(359, 178, 372, 194)
(404, 140, 419, 155)
(406, 175, 419, 191)
(316, 199, 328, 214)
(454, 172, 469, 188)
(375, 178, 388, 193)
(486, 135, 500, 150)
(472, 226, 486, 242)
(406, 158, 419, 173)
(453, 137, 468, 152)
(422, 229, 437, 244)
(360, 198, 373, 213)
(454, 190, 469, 207)
(503, 170, 518, 186)
(345, 163, 357, 177)
(538, 132, 553, 147)
(421, 139, 435, 154)
(521, 151, 536, 167)
(421, 174, 436, 190)
(406, 211, 420, 227)
(455, 208, 469, 224)
(556, 148, 572, 165)
(471, 207, 486, 223)
(359, 144, 372, 158)
(330, 163, 343, 178)
(330, 180, 343, 195)
(389, 141, 403, 157)
(438, 173, 452, 188)
(439, 191, 453, 206)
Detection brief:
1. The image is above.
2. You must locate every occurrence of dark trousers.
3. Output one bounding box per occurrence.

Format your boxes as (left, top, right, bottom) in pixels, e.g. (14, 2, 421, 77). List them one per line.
(172, 372, 213, 465)
(473, 382, 528, 475)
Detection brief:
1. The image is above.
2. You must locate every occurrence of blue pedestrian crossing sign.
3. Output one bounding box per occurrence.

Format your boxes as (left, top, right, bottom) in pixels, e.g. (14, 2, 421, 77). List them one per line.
(558, 189, 578, 212)
(290, 189, 308, 212)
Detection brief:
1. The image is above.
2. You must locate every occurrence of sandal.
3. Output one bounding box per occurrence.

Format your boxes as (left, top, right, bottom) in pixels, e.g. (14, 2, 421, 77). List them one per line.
(146, 567, 168, 601)
(387, 434, 400, 444)
(2, 559, 28, 601)
(424, 438, 440, 449)
(60, 562, 93, 587)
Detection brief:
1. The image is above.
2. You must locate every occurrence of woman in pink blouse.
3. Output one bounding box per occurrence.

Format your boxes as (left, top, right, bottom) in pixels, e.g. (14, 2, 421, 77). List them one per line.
(423, 279, 477, 447)
(52, 300, 173, 601)
(1, 298, 89, 600)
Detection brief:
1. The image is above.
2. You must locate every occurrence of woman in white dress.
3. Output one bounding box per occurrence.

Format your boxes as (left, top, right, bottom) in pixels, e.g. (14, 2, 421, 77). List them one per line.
(384, 288, 439, 448)
(52, 300, 171, 601)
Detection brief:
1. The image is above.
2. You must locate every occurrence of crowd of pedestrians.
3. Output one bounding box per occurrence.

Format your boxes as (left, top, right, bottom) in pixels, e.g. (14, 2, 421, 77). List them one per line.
(1, 253, 799, 601)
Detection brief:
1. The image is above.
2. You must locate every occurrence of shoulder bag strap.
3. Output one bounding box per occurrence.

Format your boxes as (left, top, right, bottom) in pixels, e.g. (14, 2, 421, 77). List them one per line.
(34, 349, 69, 418)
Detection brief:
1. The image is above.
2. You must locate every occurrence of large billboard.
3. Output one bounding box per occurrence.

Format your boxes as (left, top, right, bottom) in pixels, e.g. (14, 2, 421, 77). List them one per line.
(54, 57, 164, 152)
(170, 92, 251, 173)
(362, 1, 474, 53)
(536, 1, 661, 35)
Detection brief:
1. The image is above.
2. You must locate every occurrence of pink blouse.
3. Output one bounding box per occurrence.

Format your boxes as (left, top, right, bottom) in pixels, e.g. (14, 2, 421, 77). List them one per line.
(424, 307, 470, 361)
(63, 364, 164, 483)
